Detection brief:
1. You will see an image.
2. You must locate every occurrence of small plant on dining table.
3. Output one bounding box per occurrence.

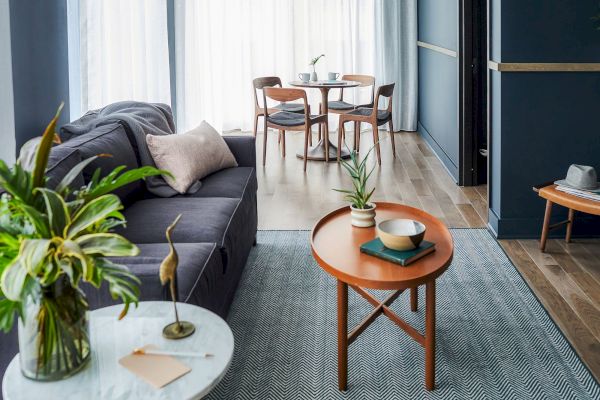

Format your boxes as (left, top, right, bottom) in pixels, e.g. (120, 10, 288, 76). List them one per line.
(333, 146, 378, 227)
(309, 54, 325, 73)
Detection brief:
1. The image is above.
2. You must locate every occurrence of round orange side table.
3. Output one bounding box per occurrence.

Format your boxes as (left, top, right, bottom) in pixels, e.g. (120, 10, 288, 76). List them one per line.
(311, 202, 454, 391)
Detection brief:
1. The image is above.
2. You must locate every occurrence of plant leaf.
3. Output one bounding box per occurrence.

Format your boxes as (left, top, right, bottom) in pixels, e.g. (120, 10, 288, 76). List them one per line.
(18, 239, 52, 276)
(76, 233, 139, 257)
(0, 258, 27, 301)
(66, 194, 122, 238)
(59, 240, 92, 281)
(0, 298, 20, 333)
(81, 166, 168, 202)
(55, 156, 99, 195)
(36, 188, 70, 236)
(32, 103, 64, 188)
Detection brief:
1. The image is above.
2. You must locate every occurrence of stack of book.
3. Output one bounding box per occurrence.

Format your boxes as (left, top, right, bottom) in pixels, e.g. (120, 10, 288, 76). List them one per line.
(556, 185, 600, 202)
(360, 238, 435, 266)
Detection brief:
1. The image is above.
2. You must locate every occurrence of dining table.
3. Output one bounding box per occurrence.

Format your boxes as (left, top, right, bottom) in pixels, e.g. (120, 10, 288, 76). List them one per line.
(289, 80, 360, 161)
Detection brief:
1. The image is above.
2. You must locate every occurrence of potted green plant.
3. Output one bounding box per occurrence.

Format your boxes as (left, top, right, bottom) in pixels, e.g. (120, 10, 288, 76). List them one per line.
(0, 104, 165, 381)
(333, 146, 377, 227)
(309, 54, 325, 82)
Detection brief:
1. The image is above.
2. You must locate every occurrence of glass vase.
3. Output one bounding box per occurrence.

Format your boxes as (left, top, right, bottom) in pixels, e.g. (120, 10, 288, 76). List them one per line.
(18, 278, 91, 381)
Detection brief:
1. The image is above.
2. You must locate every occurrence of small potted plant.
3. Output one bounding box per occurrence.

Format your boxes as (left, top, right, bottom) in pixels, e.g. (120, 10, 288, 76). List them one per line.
(0, 104, 166, 381)
(334, 146, 377, 227)
(309, 54, 325, 82)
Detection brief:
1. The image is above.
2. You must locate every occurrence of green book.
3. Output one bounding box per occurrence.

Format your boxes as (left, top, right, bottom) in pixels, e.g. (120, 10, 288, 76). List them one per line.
(360, 238, 436, 266)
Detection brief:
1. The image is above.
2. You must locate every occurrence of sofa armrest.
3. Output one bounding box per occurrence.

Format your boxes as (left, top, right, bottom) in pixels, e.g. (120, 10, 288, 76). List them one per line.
(224, 136, 256, 169)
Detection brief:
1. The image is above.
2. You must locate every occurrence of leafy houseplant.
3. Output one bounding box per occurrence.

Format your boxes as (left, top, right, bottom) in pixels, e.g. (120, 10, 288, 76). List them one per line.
(333, 146, 377, 227)
(309, 54, 325, 81)
(0, 104, 165, 381)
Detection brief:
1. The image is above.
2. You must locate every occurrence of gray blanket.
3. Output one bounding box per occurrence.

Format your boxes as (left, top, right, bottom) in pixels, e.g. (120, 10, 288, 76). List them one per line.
(60, 101, 200, 197)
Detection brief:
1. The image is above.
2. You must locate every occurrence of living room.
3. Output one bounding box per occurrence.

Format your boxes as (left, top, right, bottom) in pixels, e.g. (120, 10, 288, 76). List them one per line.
(0, 0, 599, 399)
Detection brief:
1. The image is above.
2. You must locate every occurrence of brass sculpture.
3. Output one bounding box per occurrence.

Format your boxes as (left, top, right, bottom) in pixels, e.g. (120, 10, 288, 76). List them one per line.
(160, 214, 196, 339)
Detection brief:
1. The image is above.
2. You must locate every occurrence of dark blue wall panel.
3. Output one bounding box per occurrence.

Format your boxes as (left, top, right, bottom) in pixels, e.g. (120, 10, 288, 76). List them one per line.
(489, 0, 600, 238)
(9, 0, 70, 153)
(417, 0, 459, 182)
(501, 0, 600, 62)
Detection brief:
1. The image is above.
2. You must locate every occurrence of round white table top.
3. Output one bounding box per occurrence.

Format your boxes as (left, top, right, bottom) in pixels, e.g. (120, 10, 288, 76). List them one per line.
(2, 302, 234, 400)
(288, 80, 360, 89)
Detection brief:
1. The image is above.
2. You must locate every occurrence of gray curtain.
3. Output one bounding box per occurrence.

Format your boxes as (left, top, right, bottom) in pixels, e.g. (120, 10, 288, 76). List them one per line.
(374, 0, 418, 132)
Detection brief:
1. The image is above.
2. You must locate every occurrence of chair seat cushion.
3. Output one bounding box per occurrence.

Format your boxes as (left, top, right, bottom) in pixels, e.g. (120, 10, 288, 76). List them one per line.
(180, 167, 257, 199)
(274, 103, 305, 113)
(267, 111, 310, 127)
(328, 100, 355, 111)
(348, 108, 391, 120)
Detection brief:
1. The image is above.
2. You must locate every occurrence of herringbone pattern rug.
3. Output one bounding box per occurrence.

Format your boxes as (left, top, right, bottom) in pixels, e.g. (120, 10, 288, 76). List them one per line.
(207, 230, 599, 399)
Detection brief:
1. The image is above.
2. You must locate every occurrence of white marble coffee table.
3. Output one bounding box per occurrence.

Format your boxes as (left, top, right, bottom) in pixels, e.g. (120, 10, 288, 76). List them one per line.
(2, 301, 234, 400)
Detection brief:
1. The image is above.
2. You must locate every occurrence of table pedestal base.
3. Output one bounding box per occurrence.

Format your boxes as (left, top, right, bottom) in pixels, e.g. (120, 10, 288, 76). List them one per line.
(337, 281, 436, 391)
(296, 139, 351, 161)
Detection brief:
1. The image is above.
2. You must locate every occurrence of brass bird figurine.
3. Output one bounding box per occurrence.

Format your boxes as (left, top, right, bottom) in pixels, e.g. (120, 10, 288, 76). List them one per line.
(160, 214, 195, 339)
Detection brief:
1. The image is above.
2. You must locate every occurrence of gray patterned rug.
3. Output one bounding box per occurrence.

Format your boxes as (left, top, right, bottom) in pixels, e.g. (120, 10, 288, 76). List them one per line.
(207, 230, 599, 399)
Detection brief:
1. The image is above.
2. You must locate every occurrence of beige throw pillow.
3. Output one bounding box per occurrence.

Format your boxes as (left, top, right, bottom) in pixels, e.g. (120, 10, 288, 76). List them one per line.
(146, 121, 238, 194)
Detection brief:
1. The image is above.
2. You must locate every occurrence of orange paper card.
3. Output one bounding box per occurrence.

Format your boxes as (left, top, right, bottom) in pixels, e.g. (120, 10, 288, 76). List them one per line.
(119, 344, 191, 389)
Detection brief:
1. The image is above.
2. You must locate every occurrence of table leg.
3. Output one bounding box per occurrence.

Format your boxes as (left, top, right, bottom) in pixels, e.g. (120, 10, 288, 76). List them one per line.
(296, 87, 350, 161)
(566, 208, 575, 243)
(337, 280, 348, 391)
(540, 200, 553, 252)
(425, 280, 436, 391)
(410, 286, 418, 312)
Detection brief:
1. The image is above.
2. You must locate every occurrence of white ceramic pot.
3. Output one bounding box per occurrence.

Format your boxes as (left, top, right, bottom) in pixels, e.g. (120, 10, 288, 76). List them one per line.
(350, 203, 377, 228)
(310, 71, 318, 82)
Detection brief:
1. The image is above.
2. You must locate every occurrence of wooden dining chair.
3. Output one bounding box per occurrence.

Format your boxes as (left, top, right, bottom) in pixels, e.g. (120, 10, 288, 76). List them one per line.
(337, 83, 396, 165)
(252, 77, 305, 137)
(318, 74, 375, 141)
(262, 87, 328, 171)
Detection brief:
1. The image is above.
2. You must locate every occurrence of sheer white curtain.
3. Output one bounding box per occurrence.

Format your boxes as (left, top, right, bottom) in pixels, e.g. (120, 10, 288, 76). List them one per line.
(77, 0, 171, 114)
(374, 0, 418, 131)
(175, 0, 376, 133)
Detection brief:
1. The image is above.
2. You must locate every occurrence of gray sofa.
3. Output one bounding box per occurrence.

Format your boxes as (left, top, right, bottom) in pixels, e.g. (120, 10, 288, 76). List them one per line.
(0, 117, 257, 383)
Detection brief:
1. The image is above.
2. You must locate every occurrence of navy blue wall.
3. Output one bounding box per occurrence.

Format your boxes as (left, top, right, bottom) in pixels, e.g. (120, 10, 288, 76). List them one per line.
(1, 0, 71, 391)
(417, 0, 460, 182)
(9, 0, 70, 153)
(488, 0, 600, 238)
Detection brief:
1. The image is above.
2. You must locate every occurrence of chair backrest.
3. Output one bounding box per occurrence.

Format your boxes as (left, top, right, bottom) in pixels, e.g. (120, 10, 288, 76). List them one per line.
(340, 74, 375, 105)
(253, 76, 283, 108)
(374, 83, 395, 112)
(262, 87, 308, 119)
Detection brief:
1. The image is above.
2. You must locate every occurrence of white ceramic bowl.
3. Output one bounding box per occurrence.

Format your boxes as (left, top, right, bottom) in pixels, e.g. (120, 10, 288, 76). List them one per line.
(376, 219, 426, 251)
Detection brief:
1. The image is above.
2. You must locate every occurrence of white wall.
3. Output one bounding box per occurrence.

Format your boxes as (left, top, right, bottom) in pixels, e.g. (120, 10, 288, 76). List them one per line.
(0, 0, 16, 165)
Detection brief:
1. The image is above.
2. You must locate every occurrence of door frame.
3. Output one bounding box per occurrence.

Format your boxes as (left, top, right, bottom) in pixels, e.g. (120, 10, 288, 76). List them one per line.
(459, 0, 487, 186)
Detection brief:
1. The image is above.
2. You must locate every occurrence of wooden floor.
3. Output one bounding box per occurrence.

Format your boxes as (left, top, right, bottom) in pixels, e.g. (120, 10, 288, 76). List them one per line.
(253, 127, 600, 381)
(256, 129, 488, 230)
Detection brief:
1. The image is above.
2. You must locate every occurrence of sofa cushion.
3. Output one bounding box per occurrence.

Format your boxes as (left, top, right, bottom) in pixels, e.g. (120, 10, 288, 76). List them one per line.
(61, 123, 144, 206)
(180, 167, 256, 199)
(146, 121, 237, 194)
(46, 144, 85, 192)
(83, 243, 225, 314)
(120, 197, 237, 243)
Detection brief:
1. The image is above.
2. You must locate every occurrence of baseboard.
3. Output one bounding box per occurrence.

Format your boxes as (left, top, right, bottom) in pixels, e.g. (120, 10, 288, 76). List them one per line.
(417, 121, 459, 182)
(487, 209, 600, 239)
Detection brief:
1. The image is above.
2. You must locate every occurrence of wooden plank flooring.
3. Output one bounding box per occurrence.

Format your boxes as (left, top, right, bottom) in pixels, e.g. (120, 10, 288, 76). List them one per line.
(500, 238, 600, 381)
(251, 127, 600, 381)
(255, 129, 488, 230)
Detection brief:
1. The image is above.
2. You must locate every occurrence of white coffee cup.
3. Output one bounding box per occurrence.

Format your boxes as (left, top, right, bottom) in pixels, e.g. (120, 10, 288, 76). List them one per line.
(298, 73, 310, 83)
(328, 72, 340, 81)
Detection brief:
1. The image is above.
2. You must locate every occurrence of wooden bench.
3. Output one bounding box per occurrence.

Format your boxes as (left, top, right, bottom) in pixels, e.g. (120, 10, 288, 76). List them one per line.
(533, 183, 600, 252)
